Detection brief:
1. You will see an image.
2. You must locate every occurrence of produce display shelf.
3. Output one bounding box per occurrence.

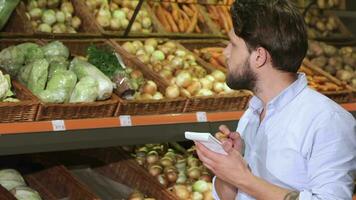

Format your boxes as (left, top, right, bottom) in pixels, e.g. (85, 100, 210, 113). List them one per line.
(0, 102, 355, 135)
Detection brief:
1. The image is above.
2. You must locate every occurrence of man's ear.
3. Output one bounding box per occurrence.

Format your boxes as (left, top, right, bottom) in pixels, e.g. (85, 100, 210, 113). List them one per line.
(251, 47, 268, 69)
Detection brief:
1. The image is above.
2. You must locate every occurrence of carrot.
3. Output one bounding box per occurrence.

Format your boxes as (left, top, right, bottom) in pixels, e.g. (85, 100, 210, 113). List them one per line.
(164, 9, 179, 32)
(209, 58, 225, 69)
(155, 5, 172, 32)
(195, 25, 201, 33)
(200, 47, 224, 52)
(217, 54, 227, 67)
(182, 4, 194, 17)
(186, 11, 198, 33)
(178, 18, 185, 32)
(171, 3, 180, 20)
(179, 9, 191, 31)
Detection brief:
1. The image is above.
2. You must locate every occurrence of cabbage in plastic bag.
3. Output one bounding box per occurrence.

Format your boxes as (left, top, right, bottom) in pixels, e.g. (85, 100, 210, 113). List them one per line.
(48, 56, 69, 79)
(41, 41, 69, 61)
(70, 76, 99, 103)
(38, 89, 67, 103)
(17, 43, 44, 64)
(0, 169, 26, 191)
(0, 70, 10, 99)
(0, 45, 25, 76)
(70, 58, 113, 100)
(27, 59, 49, 96)
(11, 186, 42, 200)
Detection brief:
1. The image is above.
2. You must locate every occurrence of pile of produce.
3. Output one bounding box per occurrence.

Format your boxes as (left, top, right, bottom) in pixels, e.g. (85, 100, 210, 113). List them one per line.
(122, 39, 236, 99)
(193, 47, 226, 69)
(205, 5, 232, 34)
(306, 41, 356, 89)
(0, 41, 114, 103)
(150, 2, 206, 33)
(130, 144, 214, 200)
(85, 0, 153, 33)
(86, 44, 165, 101)
(0, 70, 19, 102)
(128, 190, 155, 200)
(304, 7, 340, 38)
(0, 169, 42, 200)
(299, 65, 345, 92)
(25, 0, 82, 33)
(315, 0, 342, 9)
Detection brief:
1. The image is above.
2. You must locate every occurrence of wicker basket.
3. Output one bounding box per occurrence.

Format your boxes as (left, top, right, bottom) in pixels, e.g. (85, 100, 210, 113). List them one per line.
(147, 2, 223, 39)
(303, 59, 353, 103)
(34, 39, 120, 120)
(0, 185, 16, 200)
(75, 1, 165, 38)
(70, 148, 179, 200)
(1, 1, 100, 38)
(0, 80, 39, 123)
(25, 165, 101, 200)
(110, 39, 188, 115)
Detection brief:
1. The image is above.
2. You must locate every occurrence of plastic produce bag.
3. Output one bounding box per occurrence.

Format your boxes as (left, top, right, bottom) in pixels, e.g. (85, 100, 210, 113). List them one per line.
(11, 186, 42, 200)
(70, 57, 113, 100)
(0, 70, 10, 99)
(70, 76, 99, 103)
(0, 45, 25, 76)
(41, 41, 69, 61)
(0, 0, 20, 30)
(27, 59, 49, 95)
(17, 43, 44, 64)
(48, 56, 69, 79)
(38, 89, 67, 103)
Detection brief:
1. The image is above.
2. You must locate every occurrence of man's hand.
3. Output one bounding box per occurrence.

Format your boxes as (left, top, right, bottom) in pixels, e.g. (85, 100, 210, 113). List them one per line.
(216, 125, 245, 155)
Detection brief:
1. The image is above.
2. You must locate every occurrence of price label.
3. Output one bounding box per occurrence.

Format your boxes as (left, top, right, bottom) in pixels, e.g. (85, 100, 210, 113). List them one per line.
(196, 112, 207, 122)
(119, 115, 132, 127)
(51, 120, 66, 131)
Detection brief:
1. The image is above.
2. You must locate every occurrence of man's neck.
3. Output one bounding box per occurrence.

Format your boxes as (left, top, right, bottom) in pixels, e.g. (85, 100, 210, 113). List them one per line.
(254, 72, 297, 108)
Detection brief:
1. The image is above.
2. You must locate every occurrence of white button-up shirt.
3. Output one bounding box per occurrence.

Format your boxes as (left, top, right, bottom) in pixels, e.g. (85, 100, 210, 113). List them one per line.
(212, 73, 356, 200)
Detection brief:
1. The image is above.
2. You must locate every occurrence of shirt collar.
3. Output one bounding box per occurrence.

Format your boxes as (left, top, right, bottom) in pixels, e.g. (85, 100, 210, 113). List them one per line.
(249, 73, 308, 114)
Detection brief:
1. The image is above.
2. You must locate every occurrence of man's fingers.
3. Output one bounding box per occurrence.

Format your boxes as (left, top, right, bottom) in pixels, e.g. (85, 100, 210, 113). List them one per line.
(222, 140, 233, 153)
(219, 124, 231, 136)
(229, 132, 241, 140)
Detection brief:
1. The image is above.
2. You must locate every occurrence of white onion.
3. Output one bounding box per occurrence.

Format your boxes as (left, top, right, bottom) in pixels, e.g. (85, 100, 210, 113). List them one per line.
(165, 85, 180, 99)
(112, 9, 126, 20)
(175, 49, 186, 57)
(141, 17, 152, 29)
(199, 78, 213, 90)
(61, 2, 74, 14)
(213, 82, 225, 93)
(176, 71, 192, 88)
(197, 89, 214, 97)
(144, 45, 155, 54)
(145, 39, 158, 48)
(152, 92, 164, 100)
(110, 18, 121, 30)
(122, 42, 136, 54)
(205, 75, 215, 82)
(151, 50, 165, 62)
(180, 88, 191, 98)
(142, 80, 157, 95)
(121, 18, 129, 29)
(187, 81, 201, 95)
(211, 70, 226, 82)
(71, 16, 82, 29)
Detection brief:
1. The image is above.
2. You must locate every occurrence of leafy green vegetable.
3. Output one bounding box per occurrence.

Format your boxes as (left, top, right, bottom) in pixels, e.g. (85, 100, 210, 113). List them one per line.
(17, 43, 44, 64)
(0, 169, 26, 191)
(70, 57, 113, 100)
(70, 76, 98, 103)
(11, 186, 42, 200)
(0, 45, 25, 76)
(27, 59, 49, 96)
(0, 70, 10, 100)
(87, 45, 123, 79)
(41, 41, 69, 61)
(48, 56, 69, 79)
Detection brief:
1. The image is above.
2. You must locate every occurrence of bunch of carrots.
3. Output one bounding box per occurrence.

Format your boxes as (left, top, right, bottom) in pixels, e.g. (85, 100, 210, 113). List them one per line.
(152, 2, 205, 33)
(194, 47, 227, 69)
(206, 5, 232, 34)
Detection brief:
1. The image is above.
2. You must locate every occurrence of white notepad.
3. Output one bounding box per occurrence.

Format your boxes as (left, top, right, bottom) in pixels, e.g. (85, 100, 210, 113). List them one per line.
(185, 131, 227, 155)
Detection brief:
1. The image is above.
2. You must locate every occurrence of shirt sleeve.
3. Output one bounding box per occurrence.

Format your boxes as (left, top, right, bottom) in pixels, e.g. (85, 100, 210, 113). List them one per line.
(299, 111, 356, 200)
(211, 176, 222, 200)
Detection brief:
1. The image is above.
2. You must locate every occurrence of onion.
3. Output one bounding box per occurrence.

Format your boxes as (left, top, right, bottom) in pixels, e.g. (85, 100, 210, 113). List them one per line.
(54, 11, 65, 23)
(137, 54, 150, 64)
(122, 42, 136, 54)
(192, 192, 204, 200)
(199, 78, 213, 90)
(136, 49, 146, 56)
(96, 5, 111, 28)
(169, 78, 177, 85)
(188, 156, 200, 167)
(170, 57, 184, 69)
(109, 18, 121, 30)
(213, 82, 225, 93)
(205, 75, 215, 83)
(64, 11, 72, 22)
(223, 83, 235, 93)
(140, 93, 153, 100)
(142, 81, 157, 95)
(211, 70, 226, 82)
(148, 165, 162, 177)
(166, 171, 178, 183)
(203, 190, 214, 200)
(131, 22, 142, 32)
(159, 69, 173, 80)
(52, 23, 63, 33)
(112, 9, 126, 20)
(167, 55, 175, 62)
(199, 173, 212, 182)
(164, 41, 177, 50)
(61, 2, 74, 14)
(37, 0, 47, 8)
(145, 39, 158, 48)
(152, 92, 164, 100)
(27, 0, 38, 11)
(187, 81, 202, 95)
(38, 23, 52, 33)
(151, 50, 165, 62)
(135, 156, 145, 166)
(158, 45, 171, 55)
(197, 89, 214, 97)
(71, 16, 82, 29)
(193, 180, 209, 193)
(146, 151, 159, 164)
(141, 17, 152, 29)
(29, 8, 42, 20)
(157, 174, 168, 187)
(31, 21, 38, 28)
(180, 88, 191, 98)
(144, 45, 155, 54)
(176, 71, 192, 88)
(132, 41, 144, 50)
(173, 185, 190, 199)
(184, 54, 196, 62)
(175, 49, 186, 57)
(121, 18, 129, 29)
(176, 172, 187, 184)
(160, 156, 173, 167)
(130, 70, 143, 79)
(86, 0, 96, 10)
(188, 167, 201, 179)
(42, 10, 56, 25)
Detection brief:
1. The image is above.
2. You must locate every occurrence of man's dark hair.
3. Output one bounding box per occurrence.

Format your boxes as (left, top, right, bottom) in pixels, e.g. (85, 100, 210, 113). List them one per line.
(231, 0, 308, 73)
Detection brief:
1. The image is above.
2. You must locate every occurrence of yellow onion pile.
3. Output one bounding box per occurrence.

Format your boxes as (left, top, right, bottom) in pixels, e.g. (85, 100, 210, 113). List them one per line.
(25, 0, 82, 33)
(131, 144, 214, 200)
(86, 0, 153, 33)
(128, 190, 156, 200)
(122, 39, 237, 99)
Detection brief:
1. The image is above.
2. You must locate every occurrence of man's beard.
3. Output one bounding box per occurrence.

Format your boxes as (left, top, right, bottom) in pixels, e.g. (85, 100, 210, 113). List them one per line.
(226, 59, 257, 91)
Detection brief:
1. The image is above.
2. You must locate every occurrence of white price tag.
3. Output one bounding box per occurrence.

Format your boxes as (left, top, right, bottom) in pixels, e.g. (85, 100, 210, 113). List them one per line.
(196, 112, 207, 122)
(119, 115, 132, 127)
(51, 120, 66, 131)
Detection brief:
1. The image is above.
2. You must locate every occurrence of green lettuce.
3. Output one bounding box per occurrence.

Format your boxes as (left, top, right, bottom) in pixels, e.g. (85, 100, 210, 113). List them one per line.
(69, 76, 99, 103)
(27, 59, 49, 96)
